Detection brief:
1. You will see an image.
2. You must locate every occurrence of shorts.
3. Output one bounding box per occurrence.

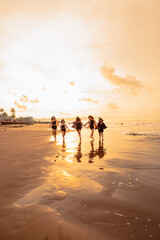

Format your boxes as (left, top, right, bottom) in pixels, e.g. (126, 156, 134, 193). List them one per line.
(98, 129, 103, 133)
(52, 126, 57, 130)
(76, 126, 82, 131)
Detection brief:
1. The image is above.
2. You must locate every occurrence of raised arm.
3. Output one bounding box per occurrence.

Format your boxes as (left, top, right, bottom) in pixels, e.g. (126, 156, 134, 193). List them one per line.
(94, 119, 97, 128)
(83, 120, 89, 127)
(68, 121, 76, 124)
(65, 124, 70, 131)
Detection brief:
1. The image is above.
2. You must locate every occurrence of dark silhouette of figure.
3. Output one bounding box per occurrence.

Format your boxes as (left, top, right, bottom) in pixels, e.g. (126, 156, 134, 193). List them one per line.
(96, 140, 106, 158)
(49, 116, 59, 141)
(88, 139, 106, 163)
(84, 115, 97, 139)
(69, 116, 83, 140)
(88, 140, 97, 163)
(97, 117, 107, 141)
(60, 119, 70, 144)
(74, 140, 82, 162)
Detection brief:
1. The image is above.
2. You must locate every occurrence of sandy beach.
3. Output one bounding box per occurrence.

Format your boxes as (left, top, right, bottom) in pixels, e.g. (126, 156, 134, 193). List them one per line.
(0, 122, 160, 240)
(1, 0, 160, 239)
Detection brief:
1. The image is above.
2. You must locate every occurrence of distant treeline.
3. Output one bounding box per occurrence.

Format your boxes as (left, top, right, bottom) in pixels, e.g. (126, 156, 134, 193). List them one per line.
(0, 107, 34, 123)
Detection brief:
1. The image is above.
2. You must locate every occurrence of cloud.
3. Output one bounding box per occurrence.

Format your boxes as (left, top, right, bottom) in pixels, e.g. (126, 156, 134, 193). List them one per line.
(79, 98, 98, 103)
(20, 94, 39, 103)
(107, 103, 120, 110)
(101, 63, 144, 95)
(69, 81, 75, 86)
(20, 94, 28, 103)
(30, 99, 39, 103)
(14, 101, 27, 110)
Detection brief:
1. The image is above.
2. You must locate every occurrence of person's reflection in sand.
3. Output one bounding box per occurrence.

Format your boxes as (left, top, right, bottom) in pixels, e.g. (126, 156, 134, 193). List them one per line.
(74, 140, 82, 162)
(88, 140, 97, 163)
(96, 140, 106, 158)
(61, 141, 66, 160)
(88, 140, 106, 163)
(62, 141, 66, 149)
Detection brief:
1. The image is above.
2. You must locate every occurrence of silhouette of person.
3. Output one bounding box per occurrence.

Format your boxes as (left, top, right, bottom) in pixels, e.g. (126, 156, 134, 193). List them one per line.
(84, 115, 97, 139)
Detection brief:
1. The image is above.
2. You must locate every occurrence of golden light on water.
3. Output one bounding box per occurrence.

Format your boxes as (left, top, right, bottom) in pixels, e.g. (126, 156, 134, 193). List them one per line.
(65, 159, 73, 163)
(49, 136, 55, 142)
(63, 170, 71, 177)
(1, 2, 160, 240)
(66, 149, 76, 153)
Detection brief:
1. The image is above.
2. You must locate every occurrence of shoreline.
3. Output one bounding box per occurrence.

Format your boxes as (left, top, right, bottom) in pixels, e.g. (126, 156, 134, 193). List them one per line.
(0, 121, 50, 125)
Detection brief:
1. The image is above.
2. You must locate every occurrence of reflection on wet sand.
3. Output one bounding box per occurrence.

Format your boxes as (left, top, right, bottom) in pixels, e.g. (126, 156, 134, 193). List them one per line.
(74, 141, 82, 162)
(61, 141, 66, 150)
(60, 137, 107, 164)
(96, 140, 106, 158)
(1, 125, 160, 240)
(88, 140, 106, 163)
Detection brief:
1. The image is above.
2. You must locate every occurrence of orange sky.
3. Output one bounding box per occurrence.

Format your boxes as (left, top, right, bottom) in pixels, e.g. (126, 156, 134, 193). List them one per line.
(0, 0, 160, 119)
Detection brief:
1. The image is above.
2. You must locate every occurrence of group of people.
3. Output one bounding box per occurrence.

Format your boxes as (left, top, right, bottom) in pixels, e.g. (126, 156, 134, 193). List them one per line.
(49, 115, 107, 142)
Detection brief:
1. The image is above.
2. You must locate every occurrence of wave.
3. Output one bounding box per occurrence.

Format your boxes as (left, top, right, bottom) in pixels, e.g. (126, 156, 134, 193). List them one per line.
(108, 122, 160, 126)
(122, 132, 160, 136)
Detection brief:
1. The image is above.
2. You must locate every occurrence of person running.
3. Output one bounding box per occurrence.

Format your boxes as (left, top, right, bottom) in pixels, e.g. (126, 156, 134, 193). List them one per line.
(49, 116, 59, 141)
(84, 115, 97, 139)
(60, 119, 70, 143)
(69, 116, 83, 140)
(97, 117, 107, 141)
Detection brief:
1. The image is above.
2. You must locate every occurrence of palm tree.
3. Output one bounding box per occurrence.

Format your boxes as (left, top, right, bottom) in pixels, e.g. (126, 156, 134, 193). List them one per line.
(0, 108, 4, 120)
(10, 108, 16, 119)
(0, 108, 8, 120)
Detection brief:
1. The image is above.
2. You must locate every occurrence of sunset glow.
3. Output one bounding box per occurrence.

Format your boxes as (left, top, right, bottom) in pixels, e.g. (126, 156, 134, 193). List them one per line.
(0, 0, 160, 119)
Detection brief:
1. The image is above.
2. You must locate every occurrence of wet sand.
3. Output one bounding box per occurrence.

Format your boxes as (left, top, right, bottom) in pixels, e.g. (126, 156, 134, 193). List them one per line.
(0, 124, 160, 240)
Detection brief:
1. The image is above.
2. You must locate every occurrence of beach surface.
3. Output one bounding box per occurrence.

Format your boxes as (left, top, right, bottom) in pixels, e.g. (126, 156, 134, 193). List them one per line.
(0, 122, 160, 240)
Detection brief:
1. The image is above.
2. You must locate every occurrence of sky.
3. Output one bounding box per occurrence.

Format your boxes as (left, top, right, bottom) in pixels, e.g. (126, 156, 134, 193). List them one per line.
(0, 0, 160, 119)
